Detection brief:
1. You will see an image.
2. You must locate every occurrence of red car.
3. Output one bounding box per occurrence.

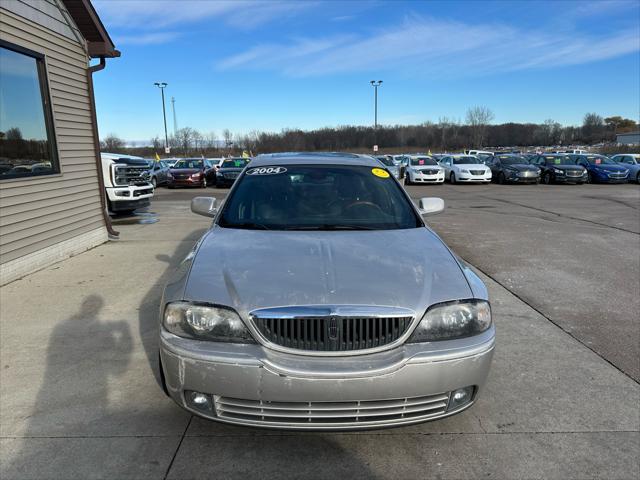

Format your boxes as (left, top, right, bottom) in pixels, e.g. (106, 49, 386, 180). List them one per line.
(167, 158, 210, 188)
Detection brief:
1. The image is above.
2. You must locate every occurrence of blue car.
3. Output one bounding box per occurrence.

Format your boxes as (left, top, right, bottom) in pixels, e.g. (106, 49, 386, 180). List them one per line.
(610, 154, 640, 184)
(570, 154, 629, 184)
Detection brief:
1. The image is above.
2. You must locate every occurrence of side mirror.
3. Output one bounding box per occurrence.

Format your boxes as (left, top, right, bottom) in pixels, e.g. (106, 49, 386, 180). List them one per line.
(418, 197, 445, 216)
(191, 197, 217, 217)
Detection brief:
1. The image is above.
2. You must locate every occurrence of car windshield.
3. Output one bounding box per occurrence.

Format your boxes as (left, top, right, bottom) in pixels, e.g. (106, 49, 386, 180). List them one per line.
(173, 159, 203, 169)
(543, 156, 570, 165)
(498, 156, 527, 165)
(453, 156, 482, 165)
(581, 155, 615, 165)
(377, 156, 395, 167)
(219, 164, 421, 231)
(221, 158, 250, 168)
(410, 157, 437, 166)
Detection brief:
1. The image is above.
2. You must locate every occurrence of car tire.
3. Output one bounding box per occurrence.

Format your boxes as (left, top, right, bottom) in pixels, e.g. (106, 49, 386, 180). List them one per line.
(587, 172, 594, 184)
(636, 172, 640, 184)
(405, 173, 411, 186)
(543, 172, 552, 184)
(151, 176, 157, 188)
(202, 177, 207, 188)
(450, 172, 456, 184)
(498, 172, 506, 184)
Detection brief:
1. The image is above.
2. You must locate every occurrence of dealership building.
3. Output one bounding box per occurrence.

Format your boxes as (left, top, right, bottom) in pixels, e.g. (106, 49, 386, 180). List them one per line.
(0, 0, 119, 285)
(616, 131, 640, 146)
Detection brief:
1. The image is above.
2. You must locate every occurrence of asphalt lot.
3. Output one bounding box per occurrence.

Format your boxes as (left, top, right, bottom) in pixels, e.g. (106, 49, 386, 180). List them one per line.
(1, 181, 638, 479)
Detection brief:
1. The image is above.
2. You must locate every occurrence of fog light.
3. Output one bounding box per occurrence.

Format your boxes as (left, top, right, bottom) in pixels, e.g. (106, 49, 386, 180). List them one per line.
(448, 386, 474, 411)
(185, 390, 212, 412)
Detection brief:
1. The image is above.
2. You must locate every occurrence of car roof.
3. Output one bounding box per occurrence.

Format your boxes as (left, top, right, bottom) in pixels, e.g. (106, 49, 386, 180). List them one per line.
(252, 152, 381, 167)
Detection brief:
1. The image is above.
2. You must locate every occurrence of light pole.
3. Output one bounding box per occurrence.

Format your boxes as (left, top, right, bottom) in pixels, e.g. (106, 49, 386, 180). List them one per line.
(154, 82, 169, 151)
(370, 80, 382, 149)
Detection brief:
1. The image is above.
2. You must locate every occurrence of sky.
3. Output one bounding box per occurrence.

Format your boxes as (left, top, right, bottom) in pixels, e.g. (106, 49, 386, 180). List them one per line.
(91, 0, 640, 143)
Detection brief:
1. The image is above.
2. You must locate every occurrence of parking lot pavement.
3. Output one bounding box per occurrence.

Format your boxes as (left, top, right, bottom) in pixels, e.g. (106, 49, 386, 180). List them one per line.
(1, 185, 638, 479)
(408, 182, 640, 381)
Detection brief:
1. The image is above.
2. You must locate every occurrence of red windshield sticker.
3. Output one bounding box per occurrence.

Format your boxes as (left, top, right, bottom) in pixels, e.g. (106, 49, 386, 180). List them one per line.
(595, 158, 601, 164)
(418, 160, 425, 165)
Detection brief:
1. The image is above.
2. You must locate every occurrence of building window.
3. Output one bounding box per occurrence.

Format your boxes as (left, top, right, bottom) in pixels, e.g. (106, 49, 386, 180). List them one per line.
(0, 41, 59, 180)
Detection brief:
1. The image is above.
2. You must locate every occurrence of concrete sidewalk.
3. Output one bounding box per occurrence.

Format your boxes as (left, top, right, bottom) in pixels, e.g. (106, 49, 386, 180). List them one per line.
(1, 198, 638, 479)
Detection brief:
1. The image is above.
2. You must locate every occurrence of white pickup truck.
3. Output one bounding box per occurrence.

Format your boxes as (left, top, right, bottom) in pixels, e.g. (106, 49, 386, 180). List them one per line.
(101, 153, 154, 214)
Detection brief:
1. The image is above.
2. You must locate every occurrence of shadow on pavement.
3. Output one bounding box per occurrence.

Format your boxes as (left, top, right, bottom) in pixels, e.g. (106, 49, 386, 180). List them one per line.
(4, 295, 132, 479)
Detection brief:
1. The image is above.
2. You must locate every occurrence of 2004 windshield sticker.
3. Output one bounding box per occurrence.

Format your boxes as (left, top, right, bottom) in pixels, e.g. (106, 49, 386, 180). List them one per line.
(246, 166, 288, 175)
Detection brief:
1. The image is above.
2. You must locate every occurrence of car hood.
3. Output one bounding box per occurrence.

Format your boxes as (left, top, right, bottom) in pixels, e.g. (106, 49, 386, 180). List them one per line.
(218, 167, 244, 173)
(503, 164, 538, 171)
(591, 164, 628, 172)
(410, 165, 441, 170)
(548, 164, 583, 170)
(170, 168, 202, 174)
(184, 227, 472, 320)
(454, 164, 488, 170)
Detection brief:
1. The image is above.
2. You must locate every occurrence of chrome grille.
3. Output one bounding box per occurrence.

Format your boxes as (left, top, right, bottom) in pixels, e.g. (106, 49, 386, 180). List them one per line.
(114, 165, 149, 186)
(566, 170, 582, 177)
(214, 392, 450, 426)
(420, 169, 438, 175)
(469, 170, 485, 175)
(253, 316, 412, 352)
(223, 172, 239, 179)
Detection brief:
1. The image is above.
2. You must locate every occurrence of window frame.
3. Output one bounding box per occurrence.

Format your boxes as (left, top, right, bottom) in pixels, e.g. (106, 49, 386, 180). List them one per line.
(0, 39, 60, 181)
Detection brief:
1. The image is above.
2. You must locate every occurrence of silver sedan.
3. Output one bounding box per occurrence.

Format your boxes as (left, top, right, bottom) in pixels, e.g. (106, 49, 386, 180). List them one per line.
(159, 153, 495, 430)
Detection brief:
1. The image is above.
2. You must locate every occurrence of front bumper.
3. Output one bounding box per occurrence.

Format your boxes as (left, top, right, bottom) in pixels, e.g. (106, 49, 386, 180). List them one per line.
(160, 327, 495, 430)
(455, 172, 491, 182)
(410, 172, 445, 183)
(554, 174, 586, 183)
(505, 172, 540, 183)
(169, 177, 204, 187)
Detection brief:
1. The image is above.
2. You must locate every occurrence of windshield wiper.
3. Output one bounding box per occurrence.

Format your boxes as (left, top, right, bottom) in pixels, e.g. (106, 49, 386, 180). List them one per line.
(222, 222, 271, 230)
(284, 224, 376, 231)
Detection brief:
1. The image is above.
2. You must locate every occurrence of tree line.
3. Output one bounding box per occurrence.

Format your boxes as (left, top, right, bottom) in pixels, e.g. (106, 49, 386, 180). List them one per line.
(100, 109, 638, 158)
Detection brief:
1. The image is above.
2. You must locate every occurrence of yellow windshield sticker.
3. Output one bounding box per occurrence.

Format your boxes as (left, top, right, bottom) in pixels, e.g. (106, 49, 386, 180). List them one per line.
(372, 168, 390, 178)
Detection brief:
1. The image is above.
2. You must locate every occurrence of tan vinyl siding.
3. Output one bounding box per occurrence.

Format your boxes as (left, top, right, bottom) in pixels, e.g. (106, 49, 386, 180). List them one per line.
(0, 3, 106, 265)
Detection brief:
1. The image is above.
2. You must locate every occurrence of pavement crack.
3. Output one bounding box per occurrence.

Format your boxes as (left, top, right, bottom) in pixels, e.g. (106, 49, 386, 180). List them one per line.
(461, 257, 640, 386)
(163, 414, 192, 480)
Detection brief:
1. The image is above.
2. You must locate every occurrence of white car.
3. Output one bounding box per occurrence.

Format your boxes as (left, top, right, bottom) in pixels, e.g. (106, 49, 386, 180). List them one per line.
(440, 155, 492, 184)
(405, 155, 445, 184)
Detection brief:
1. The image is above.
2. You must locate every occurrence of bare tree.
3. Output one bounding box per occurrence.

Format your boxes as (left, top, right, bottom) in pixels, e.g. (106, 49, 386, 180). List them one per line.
(205, 131, 217, 149)
(100, 133, 125, 152)
(222, 129, 233, 148)
(175, 127, 196, 154)
(466, 106, 494, 148)
(151, 136, 161, 150)
(193, 130, 203, 153)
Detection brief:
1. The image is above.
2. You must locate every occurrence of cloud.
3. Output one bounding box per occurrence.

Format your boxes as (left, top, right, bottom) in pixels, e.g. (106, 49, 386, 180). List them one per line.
(216, 14, 640, 77)
(93, 0, 316, 30)
(116, 32, 181, 46)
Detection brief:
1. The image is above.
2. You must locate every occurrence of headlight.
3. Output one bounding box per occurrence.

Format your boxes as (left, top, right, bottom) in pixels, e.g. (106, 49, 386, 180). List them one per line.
(163, 302, 256, 343)
(407, 299, 491, 342)
(460, 169, 469, 174)
(191, 172, 201, 178)
(553, 168, 564, 174)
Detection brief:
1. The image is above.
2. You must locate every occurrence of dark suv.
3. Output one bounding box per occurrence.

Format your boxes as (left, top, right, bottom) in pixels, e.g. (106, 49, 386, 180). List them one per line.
(530, 154, 587, 184)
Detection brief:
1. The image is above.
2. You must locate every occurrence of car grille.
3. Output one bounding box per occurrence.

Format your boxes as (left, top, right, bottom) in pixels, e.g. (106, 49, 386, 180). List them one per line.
(173, 173, 190, 179)
(223, 172, 239, 179)
(519, 171, 535, 177)
(114, 165, 150, 186)
(469, 170, 485, 175)
(566, 170, 582, 177)
(420, 169, 438, 175)
(252, 315, 412, 352)
(214, 392, 450, 426)
(608, 172, 626, 178)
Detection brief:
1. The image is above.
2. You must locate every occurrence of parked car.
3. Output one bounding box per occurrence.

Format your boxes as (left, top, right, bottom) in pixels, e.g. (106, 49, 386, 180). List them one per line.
(569, 154, 629, 184)
(530, 154, 587, 184)
(101, 153, 154, 214)
(488, 154, 541, 184)
(404, 155, 445, 184)
(158, 153, 495, 430)
(146, 159, 172, 187)
(215, 157, 251, 187)
(167, 158, 209, 188)
(609, 154, 640, 183)
(375, 155, 401, 180)
(440, 155, 491, 183)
